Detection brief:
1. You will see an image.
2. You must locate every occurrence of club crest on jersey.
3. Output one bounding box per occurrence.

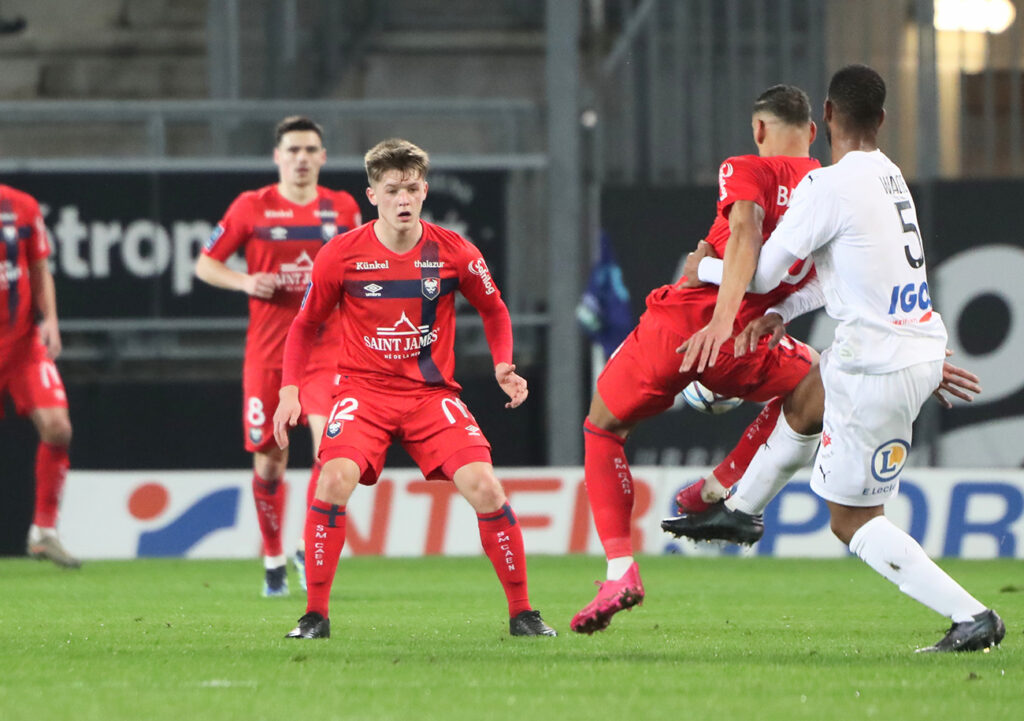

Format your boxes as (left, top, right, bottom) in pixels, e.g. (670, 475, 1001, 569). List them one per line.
(422, 277, 440, 300)
(321, 223, 337, 241)
(871, 439, 910, 482)
(326, 420, 344, 438)
(249, 427, 263, 445)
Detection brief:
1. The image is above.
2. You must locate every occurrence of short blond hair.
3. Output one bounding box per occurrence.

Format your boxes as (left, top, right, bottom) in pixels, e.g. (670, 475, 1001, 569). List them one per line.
(364, 138, 430, 184)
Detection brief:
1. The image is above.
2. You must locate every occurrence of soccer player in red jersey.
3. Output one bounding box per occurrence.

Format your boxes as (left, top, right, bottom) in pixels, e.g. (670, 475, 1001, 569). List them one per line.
(571, 85, 824, 634)
(1, 184, 79, 568)
(195, 116, 362, 597)
(273, 138, 556, 639)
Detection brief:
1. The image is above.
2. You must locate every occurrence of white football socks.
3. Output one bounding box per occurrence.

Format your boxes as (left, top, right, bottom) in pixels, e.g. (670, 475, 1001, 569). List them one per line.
(849, 516, 986, 622)
(725, 409, 821, 515)
(607, 556, 634, 581)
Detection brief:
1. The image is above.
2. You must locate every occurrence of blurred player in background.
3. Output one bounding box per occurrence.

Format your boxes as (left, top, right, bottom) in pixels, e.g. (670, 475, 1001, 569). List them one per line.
(273, 138, 556, 639)
(668, 65, 1003, 653)
(195, 116, 361, 597)
(1, 184, 78, 568)
(571, 85, 822, 634)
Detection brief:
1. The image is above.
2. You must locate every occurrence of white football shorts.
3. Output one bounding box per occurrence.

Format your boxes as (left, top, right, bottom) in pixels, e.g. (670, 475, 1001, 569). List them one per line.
(810, 349, 943, 507)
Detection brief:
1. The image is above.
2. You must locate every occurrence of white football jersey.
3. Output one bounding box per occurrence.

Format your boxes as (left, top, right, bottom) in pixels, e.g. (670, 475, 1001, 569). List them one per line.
(768, 149, 947, 373)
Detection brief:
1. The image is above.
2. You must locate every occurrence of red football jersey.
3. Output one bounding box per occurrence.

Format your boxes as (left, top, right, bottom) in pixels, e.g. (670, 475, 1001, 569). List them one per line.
(204, 184, 362, 369)
(283, 220, 513, 393)
(645, 154, 821, 338)
(0, 185, 51, 363)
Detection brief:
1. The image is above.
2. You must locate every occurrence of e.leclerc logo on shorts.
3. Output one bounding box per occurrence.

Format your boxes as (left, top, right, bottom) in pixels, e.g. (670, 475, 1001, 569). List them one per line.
(871, 439, 910, 482)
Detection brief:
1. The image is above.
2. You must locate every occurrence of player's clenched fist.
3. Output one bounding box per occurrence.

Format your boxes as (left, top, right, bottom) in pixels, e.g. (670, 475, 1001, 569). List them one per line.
(243, 271, 277, 299)
(273, 385, 302, 448)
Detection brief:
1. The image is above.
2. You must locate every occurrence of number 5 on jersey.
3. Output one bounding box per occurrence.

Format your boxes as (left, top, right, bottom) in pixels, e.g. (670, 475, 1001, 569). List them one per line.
(326, 397, 359, 438)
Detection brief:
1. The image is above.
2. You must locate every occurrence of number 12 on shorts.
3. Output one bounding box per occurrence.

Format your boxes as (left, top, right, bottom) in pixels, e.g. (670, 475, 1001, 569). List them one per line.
(326, 397, 359, 438)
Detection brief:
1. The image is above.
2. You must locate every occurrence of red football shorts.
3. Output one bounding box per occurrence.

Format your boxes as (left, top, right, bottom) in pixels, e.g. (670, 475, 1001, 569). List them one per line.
(0, 337, 68, 419)
(299, 366, 340, 419)
(242, 363, 338, 453)
(318, 377, 492, 485)
(597, 313, 814, 424)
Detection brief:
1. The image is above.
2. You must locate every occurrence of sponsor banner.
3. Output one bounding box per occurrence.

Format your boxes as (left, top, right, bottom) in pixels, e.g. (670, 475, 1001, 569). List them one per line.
(60, 467, 1024, 560)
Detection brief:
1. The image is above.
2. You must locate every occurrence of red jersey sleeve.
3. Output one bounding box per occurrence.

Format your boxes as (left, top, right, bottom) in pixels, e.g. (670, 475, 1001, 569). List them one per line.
(716, 156, 770, 216)
(457, 244, 513, 366)
(281, 242, 345, 387)
(204, 193, 253, 261)
(340, 192, 363, 229)
(24, 196, 50, 263)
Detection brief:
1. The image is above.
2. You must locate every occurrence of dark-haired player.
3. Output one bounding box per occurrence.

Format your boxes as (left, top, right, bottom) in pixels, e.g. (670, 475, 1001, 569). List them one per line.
(196, 116, 361, 597)
(571, 85, 824, 634)
(274, 138, 556, 639)
(1, 184, 78, 568)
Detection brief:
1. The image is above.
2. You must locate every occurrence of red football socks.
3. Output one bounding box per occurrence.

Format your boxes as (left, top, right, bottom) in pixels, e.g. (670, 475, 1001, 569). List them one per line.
(305, 500, 347, 617)
(306, 461, 321, 512)
(252, 473, 285, 558)
(33, 442, 69, 528)
(712, 396, 783, 489)
(583, 418, 634, 560)
(477, 503, 531, 617)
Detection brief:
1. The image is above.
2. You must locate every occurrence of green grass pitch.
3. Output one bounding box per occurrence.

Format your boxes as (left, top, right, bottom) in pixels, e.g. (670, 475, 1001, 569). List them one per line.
(0, 554, 1021, 721)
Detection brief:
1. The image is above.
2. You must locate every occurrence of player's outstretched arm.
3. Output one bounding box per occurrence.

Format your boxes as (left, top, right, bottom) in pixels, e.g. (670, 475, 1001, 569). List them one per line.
(678, 200, 763, 373)
(495, 362, 528, 408)
(273, 385, 302, 449)
(933, 349, 982, 409)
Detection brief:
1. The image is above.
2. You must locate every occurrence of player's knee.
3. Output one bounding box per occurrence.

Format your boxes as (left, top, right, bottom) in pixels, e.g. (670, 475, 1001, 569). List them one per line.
(456, 469, 506, 512)
(317, 460, 359, 504)
(829, 516, 855, 545)
(586, 396, 630, 436)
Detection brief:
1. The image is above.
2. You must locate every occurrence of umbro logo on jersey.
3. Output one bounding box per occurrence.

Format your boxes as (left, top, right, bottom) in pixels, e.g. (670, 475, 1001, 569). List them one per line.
(465, 425, 482, 436)
(364, 283, 383, 297)
(269, 226, 288, 240)
(264, 209, 294, 218)
(356, 260, 389, 270)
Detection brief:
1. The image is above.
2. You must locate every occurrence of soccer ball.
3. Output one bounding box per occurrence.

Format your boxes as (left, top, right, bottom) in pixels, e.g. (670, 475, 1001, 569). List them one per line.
(681, 381, 743, 415)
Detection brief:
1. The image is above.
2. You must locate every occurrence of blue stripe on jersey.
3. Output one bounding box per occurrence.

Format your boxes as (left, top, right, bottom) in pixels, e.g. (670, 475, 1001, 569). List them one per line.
(1, 216, 21, 327)
(253, 225, 329, 242)
(342, 277, 458, 299)
(416, 241, 444, 385)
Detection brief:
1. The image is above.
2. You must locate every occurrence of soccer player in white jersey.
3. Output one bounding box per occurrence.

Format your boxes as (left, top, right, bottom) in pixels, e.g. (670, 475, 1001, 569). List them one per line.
(666, 65, 1004, 653)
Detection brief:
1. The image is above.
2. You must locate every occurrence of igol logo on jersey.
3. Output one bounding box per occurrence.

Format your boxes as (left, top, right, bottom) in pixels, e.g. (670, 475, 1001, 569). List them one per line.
(871, 439, 910, 482)
(422, 277, 440, 300)
(326, 420, 344, 438)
